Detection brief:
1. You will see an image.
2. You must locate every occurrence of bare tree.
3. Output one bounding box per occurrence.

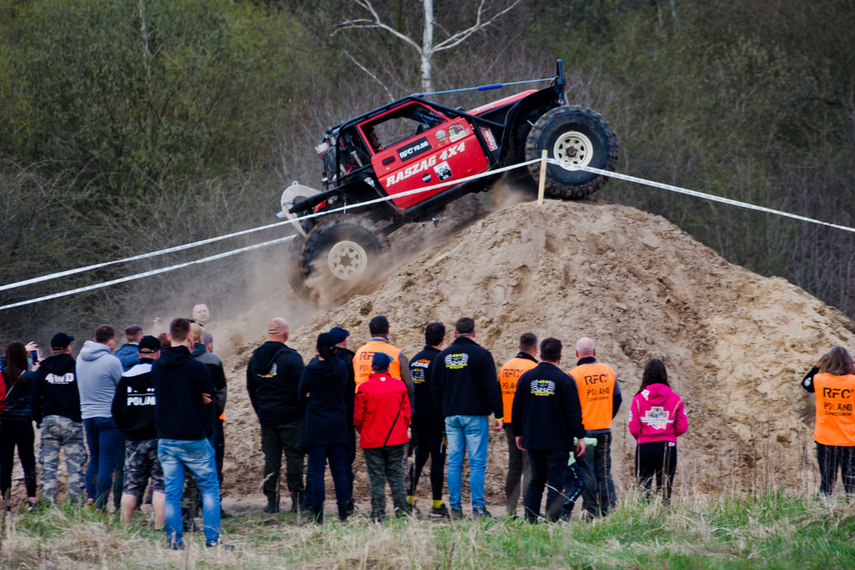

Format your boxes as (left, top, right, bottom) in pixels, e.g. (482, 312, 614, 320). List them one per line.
(336, 0, 521, 94)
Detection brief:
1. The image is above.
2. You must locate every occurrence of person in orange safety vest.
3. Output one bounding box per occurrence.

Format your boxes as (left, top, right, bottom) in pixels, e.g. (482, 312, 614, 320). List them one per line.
(568, 337, 621, 518)
(498, 332, 538, 518)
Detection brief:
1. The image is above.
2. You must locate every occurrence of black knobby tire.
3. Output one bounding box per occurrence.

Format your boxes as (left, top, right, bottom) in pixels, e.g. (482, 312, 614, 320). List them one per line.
(285, 234, 311, 298)
(524, 105, 619, 200)
(299, 215, 390, 290)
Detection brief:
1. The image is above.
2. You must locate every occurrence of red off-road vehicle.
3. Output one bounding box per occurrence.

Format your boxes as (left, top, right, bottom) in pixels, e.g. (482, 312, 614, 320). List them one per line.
(279, 60, 618, 296)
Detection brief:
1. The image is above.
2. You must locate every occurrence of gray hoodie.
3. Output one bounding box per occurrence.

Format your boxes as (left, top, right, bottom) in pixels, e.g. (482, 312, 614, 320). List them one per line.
(76, 340, 124, 420)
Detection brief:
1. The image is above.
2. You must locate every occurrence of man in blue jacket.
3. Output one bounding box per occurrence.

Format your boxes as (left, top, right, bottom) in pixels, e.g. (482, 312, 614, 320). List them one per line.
(430, 318, 504, 519)
(153, 318, 229, 550)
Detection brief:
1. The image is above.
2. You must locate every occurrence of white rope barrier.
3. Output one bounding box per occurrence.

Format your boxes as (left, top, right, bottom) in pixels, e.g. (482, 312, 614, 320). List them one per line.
(2, 155, 854, 312)
(0, 235, 295, 311)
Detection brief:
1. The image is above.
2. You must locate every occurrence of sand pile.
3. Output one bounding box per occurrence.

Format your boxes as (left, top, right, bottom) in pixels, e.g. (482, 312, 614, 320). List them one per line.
(219, 199, 855, 502)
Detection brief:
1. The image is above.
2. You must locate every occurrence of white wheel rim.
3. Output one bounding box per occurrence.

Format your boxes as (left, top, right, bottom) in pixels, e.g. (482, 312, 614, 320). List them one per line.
(328, 240, 369, 280)
(553, 131, 594, 170)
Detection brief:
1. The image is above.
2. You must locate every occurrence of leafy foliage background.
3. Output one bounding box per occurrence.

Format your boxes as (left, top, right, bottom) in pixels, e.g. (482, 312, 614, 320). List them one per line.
(1, 0, 853, 342)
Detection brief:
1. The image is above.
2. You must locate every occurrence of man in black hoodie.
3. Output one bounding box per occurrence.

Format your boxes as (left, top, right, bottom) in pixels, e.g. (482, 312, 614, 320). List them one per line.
(246, 317, 305, 514)
(430, 318, 504, 519)
(112, 335, 164, 528)
(511, 338, 586, 523)
(152, 318, 226, 550)
(30, 332, 87, 505)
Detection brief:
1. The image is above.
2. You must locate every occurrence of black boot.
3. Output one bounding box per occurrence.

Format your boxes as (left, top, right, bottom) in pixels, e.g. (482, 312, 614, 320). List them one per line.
(263, 500, 280, 514)
(338, 502, 349, 522)
(312, 505, 324, 524)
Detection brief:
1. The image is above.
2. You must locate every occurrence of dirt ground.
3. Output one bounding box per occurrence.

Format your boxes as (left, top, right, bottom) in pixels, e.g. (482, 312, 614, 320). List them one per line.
(216, 197, 855, 508)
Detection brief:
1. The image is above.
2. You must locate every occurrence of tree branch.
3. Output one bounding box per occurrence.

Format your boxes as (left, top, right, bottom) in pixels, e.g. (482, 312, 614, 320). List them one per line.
(344, 51, 397, 102)
(435, 0, 521, 52)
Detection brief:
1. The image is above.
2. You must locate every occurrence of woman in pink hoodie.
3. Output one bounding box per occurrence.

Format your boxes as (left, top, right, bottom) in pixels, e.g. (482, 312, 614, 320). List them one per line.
(628, 359, 688, 504)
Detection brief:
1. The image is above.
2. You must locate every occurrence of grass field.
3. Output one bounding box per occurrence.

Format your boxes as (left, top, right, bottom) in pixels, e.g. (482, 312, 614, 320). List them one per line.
(2, 491, 854, 569)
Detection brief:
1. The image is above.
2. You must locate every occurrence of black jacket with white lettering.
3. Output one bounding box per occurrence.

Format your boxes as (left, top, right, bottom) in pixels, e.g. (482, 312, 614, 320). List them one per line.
(430, 336, 503, 419)
(30, 353, 81, 425)
(511, 362, 586, 451)
(112, 359, 158, 441)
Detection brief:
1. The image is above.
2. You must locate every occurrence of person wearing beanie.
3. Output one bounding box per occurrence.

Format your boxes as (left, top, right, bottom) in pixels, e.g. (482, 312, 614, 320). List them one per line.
(354, 352, 412, 520)
(30, 332, 86, 505)
(297, 333, 350, 523)
(111, 336, 165, 527)
(76, 324, 124, 512)
(246, 317, 306, 514)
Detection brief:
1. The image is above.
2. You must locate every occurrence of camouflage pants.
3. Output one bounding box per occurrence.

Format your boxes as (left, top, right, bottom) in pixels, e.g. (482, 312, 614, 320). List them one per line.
(38, 415, 87, 505)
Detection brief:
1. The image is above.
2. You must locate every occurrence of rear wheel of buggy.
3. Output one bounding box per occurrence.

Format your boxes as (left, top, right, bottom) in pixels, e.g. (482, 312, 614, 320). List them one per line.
(525, 106, 619, 200)
(299, 215, 390, 296)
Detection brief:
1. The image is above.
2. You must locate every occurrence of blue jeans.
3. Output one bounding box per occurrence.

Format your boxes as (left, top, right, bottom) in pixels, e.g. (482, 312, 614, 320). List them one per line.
(444, 415, 488, 511)
(83, 417, 122, 510)
(305, 443, 349, 512)
(158, 439, 221, 545)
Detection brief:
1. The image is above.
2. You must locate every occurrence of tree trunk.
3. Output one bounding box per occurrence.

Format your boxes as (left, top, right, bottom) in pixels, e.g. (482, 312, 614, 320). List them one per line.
(421, 0, 434, 93)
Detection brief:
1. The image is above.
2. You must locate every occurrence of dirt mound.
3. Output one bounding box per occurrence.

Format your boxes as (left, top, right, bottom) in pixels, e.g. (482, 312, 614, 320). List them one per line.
(219, 199, 855, 502)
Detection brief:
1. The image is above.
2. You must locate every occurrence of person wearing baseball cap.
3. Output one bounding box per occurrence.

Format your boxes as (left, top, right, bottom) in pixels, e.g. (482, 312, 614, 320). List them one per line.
(327, 326, 358, 515)
(31, 332, 86, 506)
(354, 351, 412, 520)
(112, 336, 165, 528)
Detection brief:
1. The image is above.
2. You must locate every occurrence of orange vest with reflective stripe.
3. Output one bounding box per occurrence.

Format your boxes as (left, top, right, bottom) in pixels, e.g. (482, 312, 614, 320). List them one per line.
(354, 340, 402, 392)
(499, 356, 537, 423)
(569, 361, 617, 431)
(813, 373, 855, 446)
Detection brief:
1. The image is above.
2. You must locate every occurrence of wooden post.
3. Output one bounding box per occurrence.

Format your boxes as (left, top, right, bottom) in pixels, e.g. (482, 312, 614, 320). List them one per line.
(537, 150, 548, 205)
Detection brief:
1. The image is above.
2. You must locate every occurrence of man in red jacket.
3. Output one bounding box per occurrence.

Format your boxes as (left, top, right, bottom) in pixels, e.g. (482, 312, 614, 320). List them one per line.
(354, 352, 411, 520)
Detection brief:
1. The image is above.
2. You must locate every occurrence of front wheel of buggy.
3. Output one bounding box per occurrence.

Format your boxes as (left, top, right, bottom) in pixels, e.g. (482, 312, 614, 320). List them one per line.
(525, 106, 619, 200)
(285, 234, 312, 298)
(299, 216, 390, 296)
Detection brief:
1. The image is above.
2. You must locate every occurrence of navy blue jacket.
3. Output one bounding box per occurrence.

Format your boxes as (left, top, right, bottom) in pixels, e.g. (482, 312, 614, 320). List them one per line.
(512, 362, 586, 451)
(297, 358, 349, 447)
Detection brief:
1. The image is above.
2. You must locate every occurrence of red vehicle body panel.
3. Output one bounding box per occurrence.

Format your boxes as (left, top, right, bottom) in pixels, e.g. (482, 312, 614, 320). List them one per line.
(370, 119, 489, 210)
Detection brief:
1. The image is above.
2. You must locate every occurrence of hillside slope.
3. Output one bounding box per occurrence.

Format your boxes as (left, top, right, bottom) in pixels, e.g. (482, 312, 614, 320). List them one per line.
(220, 199, 855, 501)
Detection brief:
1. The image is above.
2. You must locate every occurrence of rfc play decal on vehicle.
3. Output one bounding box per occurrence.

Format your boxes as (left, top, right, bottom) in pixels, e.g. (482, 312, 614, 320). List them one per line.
(434, 161, 452, 181)
(397, 137, 432, 161)
(448, 123, 466, 142)
(479, 127, 498, 151)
